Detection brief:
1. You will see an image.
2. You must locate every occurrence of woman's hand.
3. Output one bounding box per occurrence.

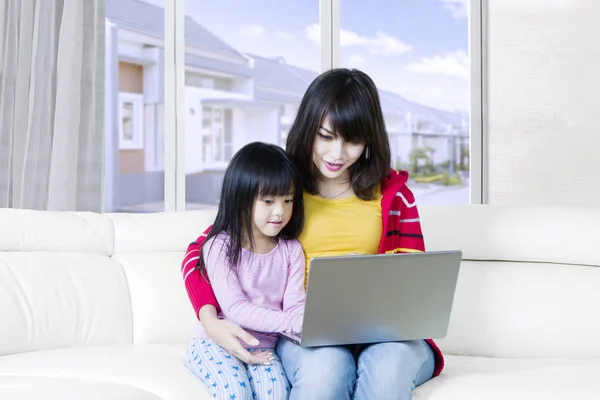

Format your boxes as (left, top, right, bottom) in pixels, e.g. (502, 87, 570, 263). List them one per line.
(200, 305, 274, 365)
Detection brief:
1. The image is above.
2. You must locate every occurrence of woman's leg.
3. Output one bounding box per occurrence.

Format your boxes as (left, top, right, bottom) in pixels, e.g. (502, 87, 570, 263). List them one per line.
(186, 337, 253, 400)
(354, 340, 435, 400)
(276, 339, 356, 400)
(246, 349, 290, 399)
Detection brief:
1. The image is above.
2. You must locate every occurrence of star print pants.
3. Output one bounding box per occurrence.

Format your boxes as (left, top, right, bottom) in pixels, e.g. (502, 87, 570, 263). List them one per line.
(186, 337, 290, 400)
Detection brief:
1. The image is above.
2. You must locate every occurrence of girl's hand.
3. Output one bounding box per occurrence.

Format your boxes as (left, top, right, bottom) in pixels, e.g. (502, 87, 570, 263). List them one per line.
(200, 305, 274, 365)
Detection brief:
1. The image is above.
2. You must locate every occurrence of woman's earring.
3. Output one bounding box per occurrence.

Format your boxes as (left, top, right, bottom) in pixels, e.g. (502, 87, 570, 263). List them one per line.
(365, 147, 370, 159)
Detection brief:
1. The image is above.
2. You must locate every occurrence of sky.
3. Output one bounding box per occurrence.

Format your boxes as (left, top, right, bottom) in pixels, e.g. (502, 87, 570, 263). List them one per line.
(141, 0, 469, 112)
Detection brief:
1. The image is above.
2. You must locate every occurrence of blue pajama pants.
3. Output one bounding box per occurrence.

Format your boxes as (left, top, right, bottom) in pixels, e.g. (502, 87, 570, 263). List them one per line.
(186, 337, 290, 400)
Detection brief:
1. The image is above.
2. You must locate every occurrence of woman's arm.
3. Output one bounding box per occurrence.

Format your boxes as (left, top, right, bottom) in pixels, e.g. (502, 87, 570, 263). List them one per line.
(181, 227, 221, 318)
(199, 304, 273, 365)
(391, 185, 426, 253)
(205, 237, 304, 334)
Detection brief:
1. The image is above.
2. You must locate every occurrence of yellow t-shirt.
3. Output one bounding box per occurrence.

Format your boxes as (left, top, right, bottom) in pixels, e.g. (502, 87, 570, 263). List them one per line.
(298, 186, 382, 283)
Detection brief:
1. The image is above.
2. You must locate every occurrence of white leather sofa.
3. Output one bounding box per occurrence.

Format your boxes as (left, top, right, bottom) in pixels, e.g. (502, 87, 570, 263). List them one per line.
(0, 205, 599, 399)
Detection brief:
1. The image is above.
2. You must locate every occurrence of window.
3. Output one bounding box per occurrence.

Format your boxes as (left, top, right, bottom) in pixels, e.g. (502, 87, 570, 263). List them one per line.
(105, 0, 482, 212)
(280, 103, 298, 147)
(183, 0, 320, 208)
(118, 92, 144, 150)
(201, 106, 233, 167)
(104, 0, 165, 213)
(340, 0, 471, 205)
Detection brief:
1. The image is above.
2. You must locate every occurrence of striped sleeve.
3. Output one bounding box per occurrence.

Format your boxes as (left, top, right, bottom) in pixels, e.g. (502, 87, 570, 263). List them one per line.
(181, 226, 221, 318)
(205, 236, 304, 333)
(384, 184, 426, 253)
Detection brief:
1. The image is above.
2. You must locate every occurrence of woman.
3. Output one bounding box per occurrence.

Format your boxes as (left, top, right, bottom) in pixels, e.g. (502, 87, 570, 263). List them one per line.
(182, 68, 443, 399)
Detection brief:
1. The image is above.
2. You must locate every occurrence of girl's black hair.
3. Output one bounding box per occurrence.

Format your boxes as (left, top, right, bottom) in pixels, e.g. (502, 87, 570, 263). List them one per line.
(198, 142, 304, 274)
(286, 68, 391, 200)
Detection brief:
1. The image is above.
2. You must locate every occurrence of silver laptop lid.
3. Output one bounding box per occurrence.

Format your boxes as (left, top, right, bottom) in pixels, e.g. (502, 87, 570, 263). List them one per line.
(298, 250, 462, 347)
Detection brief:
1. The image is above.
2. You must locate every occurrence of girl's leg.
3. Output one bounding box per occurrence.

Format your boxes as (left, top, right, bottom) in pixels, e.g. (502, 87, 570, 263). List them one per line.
(246, 348, 289, 399)
(186, 337, 253, 400)
(354, 340, 435, 400)
(276, 339, 356, 400)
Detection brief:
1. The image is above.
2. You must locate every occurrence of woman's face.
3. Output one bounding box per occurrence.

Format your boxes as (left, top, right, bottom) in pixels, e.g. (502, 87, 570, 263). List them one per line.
(312, 116, 365, 182)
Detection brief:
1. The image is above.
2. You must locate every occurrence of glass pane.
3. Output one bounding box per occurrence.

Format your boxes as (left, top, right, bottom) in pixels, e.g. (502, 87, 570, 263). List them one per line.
(341, 0, 470, 205)
(184, 0, 320, 209)
(104, 0, 165, 212)
(121, 102, 134, 141)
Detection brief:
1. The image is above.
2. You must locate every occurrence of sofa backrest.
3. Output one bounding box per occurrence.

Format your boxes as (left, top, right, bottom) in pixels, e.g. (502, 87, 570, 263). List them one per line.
(0, 208, 217, 357)
(0, 209, 130, 356)
(107, 210, 217, 345)
(419, 204, 600, 359)
(2, 205, 599, 360)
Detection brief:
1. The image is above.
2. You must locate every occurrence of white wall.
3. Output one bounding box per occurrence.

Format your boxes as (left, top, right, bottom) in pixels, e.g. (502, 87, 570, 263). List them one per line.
(487, 0, 600, 205)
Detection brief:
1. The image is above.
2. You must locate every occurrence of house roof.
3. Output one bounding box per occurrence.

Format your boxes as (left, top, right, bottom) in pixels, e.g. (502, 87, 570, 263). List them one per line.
(249, 55, 318, 103)
(106, 0, 465, 126)
(186, 53, 254, 78)
(106, 0, 247, 63)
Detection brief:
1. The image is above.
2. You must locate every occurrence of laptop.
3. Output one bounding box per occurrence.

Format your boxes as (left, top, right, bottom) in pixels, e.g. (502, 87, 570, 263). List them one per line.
(279, 250, 462, 347)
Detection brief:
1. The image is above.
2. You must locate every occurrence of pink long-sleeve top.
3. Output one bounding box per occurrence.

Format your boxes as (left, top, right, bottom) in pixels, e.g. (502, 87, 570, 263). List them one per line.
(192, 232, 306, 349)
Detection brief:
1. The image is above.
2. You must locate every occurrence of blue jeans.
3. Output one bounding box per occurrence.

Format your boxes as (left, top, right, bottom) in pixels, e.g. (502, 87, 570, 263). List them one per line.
(276, 339, 435, 400)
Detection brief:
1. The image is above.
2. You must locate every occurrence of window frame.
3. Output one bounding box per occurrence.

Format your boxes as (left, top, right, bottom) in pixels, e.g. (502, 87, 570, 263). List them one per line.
(163, 0, 486, 212)
(118, 92, 144, 150)
(200, 106, 234, 170)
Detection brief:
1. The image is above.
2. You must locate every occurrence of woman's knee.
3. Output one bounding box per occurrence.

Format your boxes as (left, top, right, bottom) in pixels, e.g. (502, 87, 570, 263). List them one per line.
(277, 341, 356, 398)
(357, 340, 434, 387)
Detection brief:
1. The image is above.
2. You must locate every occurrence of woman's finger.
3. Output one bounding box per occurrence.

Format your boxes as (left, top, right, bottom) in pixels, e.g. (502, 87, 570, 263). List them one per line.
(233, 326, 260, 347)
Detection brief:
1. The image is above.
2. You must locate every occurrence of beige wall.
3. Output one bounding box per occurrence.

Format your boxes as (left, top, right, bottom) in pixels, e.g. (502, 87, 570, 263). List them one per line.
(487, 0, 600, 205)
(118, 62, 145, 174)
(119, 62, 143, 94)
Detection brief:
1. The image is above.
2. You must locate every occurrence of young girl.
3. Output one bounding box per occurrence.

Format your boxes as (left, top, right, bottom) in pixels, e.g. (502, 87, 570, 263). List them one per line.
(185, 142, 306, 400)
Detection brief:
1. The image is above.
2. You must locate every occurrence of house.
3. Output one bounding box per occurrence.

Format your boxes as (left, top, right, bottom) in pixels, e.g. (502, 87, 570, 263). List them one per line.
(105, 0, 468, 212)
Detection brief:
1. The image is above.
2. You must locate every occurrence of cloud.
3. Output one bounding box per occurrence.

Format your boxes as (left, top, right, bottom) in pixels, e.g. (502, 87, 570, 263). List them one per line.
(368, 31, 412, 55)
(276, 30, 295, 40)
(440, 0, 468, 19)
(348, 54, 366, 65)
(339, 29, 368, 46)
(306, 23, 411, 56)
(239, 24, 266, 37)
(305, 24, 321, 45)
(405, 50, 469, 79)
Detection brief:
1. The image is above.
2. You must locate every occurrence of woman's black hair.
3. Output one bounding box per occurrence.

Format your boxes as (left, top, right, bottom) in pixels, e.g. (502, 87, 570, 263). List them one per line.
(285, 68, 391, 200)
(198, 142, 304, 274)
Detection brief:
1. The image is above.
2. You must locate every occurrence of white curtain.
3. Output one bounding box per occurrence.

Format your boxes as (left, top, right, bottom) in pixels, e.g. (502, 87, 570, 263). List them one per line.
(0, 0, 104, 212)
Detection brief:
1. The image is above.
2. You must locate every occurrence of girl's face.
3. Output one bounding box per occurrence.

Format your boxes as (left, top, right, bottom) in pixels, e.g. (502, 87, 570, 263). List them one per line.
(312, 117, 365, 182)
(252, 191, 295, 240)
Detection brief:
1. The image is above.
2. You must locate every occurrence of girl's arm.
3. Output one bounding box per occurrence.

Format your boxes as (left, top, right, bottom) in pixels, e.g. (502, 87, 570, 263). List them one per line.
(181, 227, 221, 318)
(205, 236, 303, 334)
(282, 240, 306, 315)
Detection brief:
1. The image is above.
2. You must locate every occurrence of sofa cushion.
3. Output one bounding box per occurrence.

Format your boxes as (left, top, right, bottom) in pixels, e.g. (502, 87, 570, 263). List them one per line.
(420, 204, 600, 267)
(0, 376, 162, 399)
(107, 210, 218, 345)
(0, 344, 209, 400)
(114, 252, 198, 344)
(108, 211, 216, 254)
(414, 355, 600, 400)
(433, 260, 600, 359)
(0, 209, 113, 255)
(0, 252, 132, 356)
